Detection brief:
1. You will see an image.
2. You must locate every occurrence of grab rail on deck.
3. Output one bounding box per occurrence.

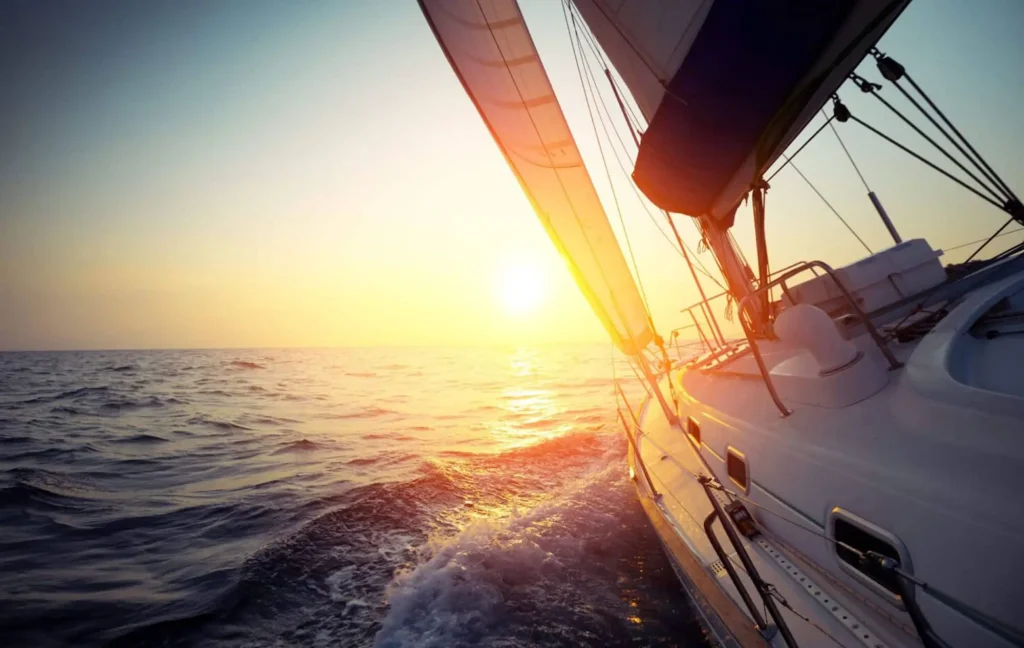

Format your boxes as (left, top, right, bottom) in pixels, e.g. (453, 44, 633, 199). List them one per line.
(677, 262, 826, 358)
(735, 260, 903, 417)
(703, 511, 769, 632)
(700, 478, 796, 646)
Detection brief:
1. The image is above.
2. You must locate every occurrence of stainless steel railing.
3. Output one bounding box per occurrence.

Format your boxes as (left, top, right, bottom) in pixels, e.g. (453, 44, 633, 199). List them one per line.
(735, 260, 903, 417)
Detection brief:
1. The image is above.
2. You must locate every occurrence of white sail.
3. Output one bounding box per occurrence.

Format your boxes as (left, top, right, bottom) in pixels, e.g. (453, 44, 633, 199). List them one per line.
(419, 0, 654, 355)
(572, 0, 911, 224)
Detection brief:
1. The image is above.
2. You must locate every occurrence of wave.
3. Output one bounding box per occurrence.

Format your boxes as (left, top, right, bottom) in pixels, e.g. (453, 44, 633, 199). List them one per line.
(346, 456, 377, 466)
(197, 389, 233, 397)
(0, 481, 85, 511)
(374, 456, 699, 648)
(366, 432, 416, 441)
(170, 469, 465, 645)
(186, 415, 252, 431)
(99, 396, 168, 412)
(102, 364, 138, 373)
(322, 406, 397, 420)
(2, 446, 75, 462)
(272, 439, 319, 454)
(20, 385, 110, 405)
(227, 361, 265, 370)
(0, 468, 107, 510)
(240, 414, 302, 426)
(0, 434, 34, 444)
(113, 433, 169, 444)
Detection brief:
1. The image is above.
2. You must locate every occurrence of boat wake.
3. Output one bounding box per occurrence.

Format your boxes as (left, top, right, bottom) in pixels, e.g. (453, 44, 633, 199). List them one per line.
(102, 433, 703, 648)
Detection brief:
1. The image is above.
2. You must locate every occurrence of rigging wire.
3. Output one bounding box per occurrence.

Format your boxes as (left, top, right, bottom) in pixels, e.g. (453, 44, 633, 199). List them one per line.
(944, 225, 1024, 253)
(965, 216, 1017, 264)
(566, 3, 726, 291)
(564, 3, 652, 316)
(848, 114, 1005, 212)
(570, 0, 705, 111)
(765, 113, 836, 183)
(571, 34, 730, 357)
(780, 154, 874, 255)
(570, 0, 731, 297)
(765, 587, 852, 648)
(717, 547, 852, 648)
(850, 73, 1008, 206)
(566, 2, 645, 132)
(887, 73, 1012, 201)
(834, 71, 1022, 265)
(884, 53, 1019, 203)
(823, 108, 871, 193)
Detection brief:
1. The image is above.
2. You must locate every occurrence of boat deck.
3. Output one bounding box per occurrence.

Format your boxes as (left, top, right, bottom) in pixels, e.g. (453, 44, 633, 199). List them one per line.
(634, 386, 919, 648)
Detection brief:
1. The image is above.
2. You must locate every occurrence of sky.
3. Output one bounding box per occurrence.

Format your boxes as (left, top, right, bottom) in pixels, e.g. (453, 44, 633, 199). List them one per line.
(1, 0, 1022, 351)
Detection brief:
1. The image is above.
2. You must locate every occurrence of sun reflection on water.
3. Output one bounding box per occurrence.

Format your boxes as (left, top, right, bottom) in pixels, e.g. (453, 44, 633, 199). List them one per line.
(492, 386, 573, 448)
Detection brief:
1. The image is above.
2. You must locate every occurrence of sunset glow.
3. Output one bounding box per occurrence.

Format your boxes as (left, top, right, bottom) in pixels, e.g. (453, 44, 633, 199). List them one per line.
(497, 261, 546, 316)
(0, 2, 1021, 351)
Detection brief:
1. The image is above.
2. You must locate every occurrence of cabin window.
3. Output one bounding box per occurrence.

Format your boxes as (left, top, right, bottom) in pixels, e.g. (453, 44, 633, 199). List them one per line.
(686, 416, 700, 444)
(830, 509, 910, 603)
(726, 447, 748, 493)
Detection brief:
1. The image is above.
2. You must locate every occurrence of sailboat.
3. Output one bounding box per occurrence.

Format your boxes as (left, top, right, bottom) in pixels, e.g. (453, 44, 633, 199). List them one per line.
(417, 1, 1024, 646)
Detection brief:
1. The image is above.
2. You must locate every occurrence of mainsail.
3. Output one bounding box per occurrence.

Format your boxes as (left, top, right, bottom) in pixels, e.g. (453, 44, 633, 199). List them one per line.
(419, 0, 654, 355)
(572, 0, 911, 224)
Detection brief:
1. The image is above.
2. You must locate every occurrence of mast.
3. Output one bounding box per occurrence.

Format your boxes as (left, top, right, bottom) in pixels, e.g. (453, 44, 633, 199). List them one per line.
(697, 214, 763, 330)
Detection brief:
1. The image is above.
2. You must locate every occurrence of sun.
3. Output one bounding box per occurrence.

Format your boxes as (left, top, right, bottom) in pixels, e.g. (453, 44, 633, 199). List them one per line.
(497, 261, 546, 315)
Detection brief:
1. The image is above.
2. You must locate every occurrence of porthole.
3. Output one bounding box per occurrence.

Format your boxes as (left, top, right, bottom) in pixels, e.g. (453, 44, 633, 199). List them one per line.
(686, 416, 700, 444)
(726, 446, 748, 493)
(829, 508, 911, 605)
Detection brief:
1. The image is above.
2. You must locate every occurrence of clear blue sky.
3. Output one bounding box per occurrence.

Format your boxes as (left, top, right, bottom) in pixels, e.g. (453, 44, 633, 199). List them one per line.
(1, 0, 1022, 350)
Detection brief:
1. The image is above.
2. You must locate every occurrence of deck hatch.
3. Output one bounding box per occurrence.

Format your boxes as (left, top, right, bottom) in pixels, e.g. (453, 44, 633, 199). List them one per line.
(725, 446, 748, 493)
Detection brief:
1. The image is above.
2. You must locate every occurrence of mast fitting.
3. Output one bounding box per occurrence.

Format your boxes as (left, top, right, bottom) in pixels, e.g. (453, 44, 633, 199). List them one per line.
(832, 97, 851, 123)
(871, 48, 906, 82)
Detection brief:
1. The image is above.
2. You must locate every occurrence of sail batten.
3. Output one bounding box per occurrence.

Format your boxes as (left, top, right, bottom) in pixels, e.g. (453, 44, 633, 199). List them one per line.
(419, 0, 654, 355)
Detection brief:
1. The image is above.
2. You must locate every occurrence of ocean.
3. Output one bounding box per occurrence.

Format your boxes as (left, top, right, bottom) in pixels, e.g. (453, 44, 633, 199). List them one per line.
(0, 346, 707, 647)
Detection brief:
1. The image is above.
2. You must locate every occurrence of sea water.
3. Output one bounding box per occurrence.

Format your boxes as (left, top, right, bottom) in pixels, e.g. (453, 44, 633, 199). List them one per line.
(0, 346, 706, 647)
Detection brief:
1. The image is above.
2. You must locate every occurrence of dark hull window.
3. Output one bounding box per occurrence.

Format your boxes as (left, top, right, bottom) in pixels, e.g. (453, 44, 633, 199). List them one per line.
(834, 517, 903, 596)
(726, 448, 748, 492)
(687, 417, 700, 444)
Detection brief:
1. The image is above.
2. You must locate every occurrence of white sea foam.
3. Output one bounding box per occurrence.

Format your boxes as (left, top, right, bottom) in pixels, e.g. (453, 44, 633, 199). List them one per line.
(374, 456, 627, 648)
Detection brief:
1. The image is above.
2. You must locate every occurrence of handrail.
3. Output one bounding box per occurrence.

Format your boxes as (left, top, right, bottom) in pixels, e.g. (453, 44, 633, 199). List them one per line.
(735, 260, 903, 417)
(678, 262, 820, 326)
(703, 511, 769, 632)
(700, 478, 797, 647)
